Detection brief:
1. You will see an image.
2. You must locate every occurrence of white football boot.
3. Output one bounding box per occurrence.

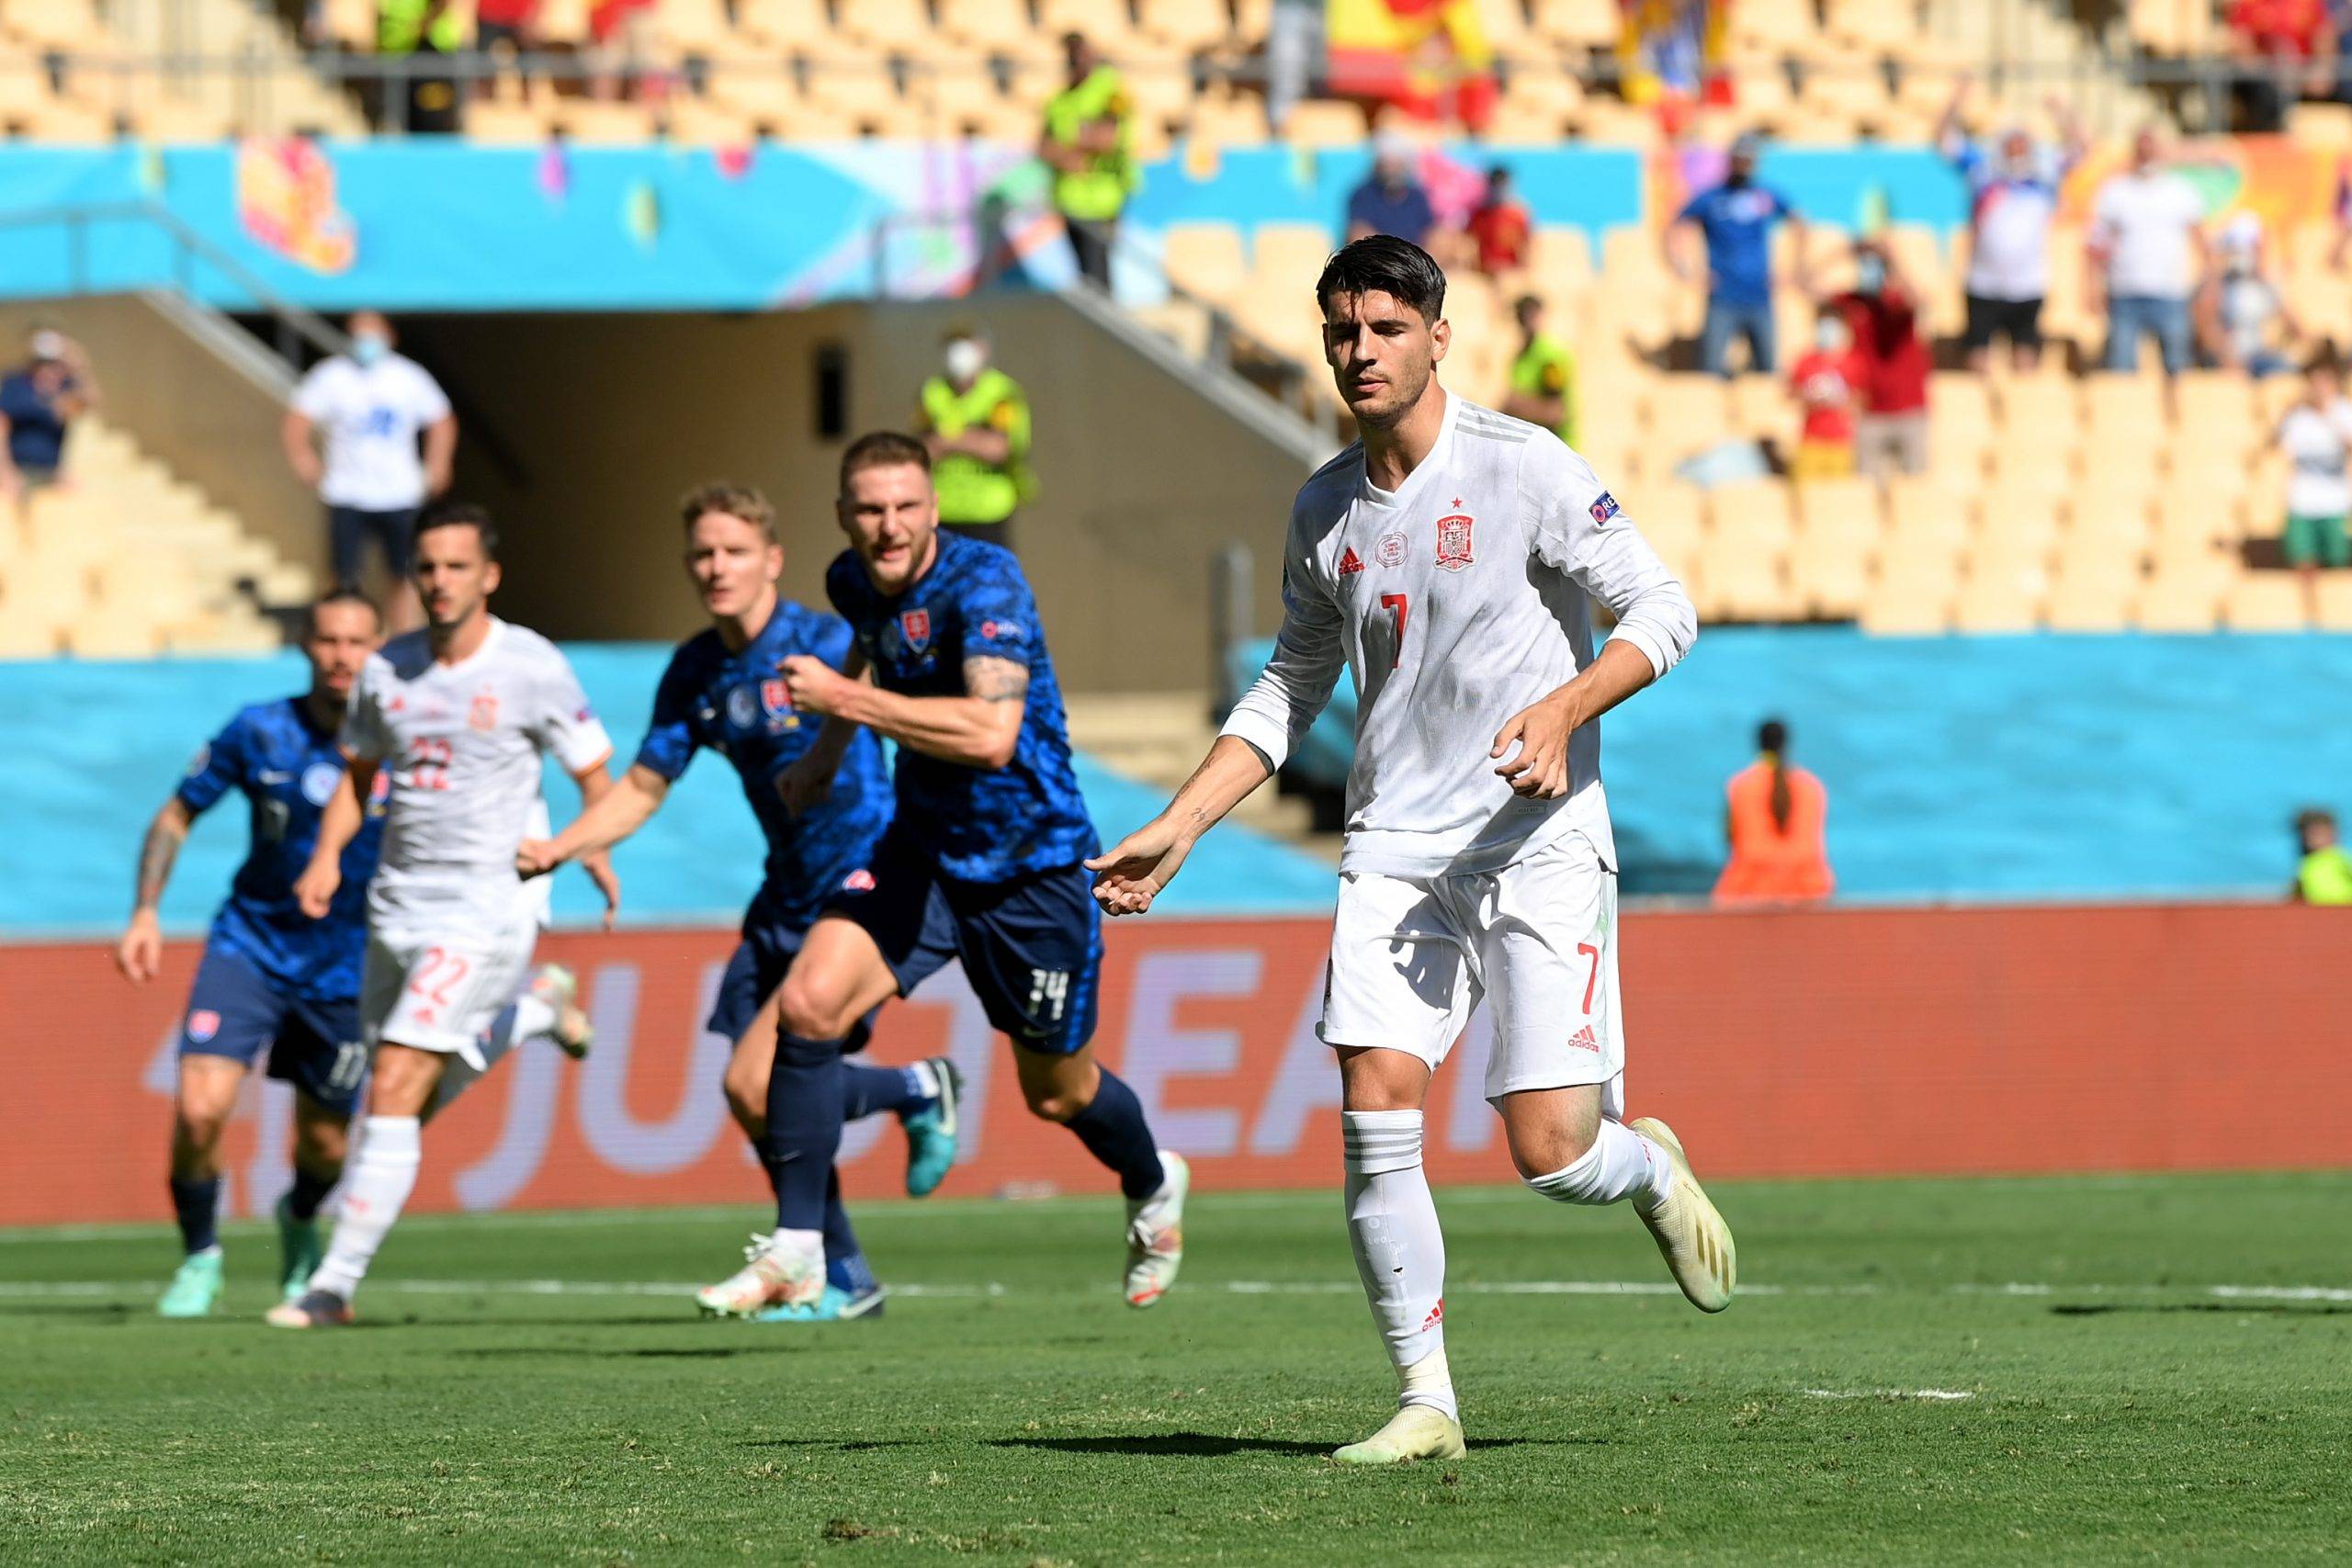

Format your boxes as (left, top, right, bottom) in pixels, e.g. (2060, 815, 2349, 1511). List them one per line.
(1630, 1117, 1736, 1313)
(695, 1232, 822, 1318)
(1123, 1151, 1190, 1309)
(1333, 1405, 1467, 1466)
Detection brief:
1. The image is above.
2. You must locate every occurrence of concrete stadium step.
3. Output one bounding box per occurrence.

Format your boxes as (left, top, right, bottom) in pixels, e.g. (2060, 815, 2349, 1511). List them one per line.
(1064, 690, 1336, 858)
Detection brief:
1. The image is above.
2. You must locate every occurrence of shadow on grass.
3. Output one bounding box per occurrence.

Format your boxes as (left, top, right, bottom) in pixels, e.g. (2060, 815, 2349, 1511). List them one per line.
(986, 1433, 1552, 1457)
(2052, 1302, 2352, 1317)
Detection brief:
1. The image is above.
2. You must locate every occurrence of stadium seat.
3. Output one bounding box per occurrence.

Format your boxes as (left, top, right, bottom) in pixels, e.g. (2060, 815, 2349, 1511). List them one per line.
(2220, 573, 2310, 632)
(2133, 563, 2228, 632)
(1165, 221, 1249, 302)
(2312, 572, 2352, 631)
(1951, 561, 2046, 633)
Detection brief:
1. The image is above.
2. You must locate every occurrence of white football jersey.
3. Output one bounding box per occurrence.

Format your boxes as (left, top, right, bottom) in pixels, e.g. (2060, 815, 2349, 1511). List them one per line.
(1222, 394, 1696, 879)
(343, 617, 612, 932)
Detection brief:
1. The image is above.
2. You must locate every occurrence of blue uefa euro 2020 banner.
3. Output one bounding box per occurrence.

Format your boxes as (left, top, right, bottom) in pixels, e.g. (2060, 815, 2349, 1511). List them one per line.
(0, 138, 1663, 312)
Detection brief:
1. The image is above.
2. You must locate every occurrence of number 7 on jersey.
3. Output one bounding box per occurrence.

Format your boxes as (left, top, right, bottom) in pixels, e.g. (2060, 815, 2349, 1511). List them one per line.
(1379, 593, 1408, 671)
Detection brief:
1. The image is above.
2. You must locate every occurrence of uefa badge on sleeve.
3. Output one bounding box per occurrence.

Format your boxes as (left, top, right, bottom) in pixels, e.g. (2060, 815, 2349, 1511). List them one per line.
(186, 1010, 220, 1044)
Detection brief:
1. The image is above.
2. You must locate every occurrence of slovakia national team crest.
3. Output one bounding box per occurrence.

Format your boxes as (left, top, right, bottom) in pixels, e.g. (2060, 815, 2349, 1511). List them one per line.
(468, 691, 500, 731)
(1435, 512, 1475, 571)
(186, 1009, 220, 1043)
(761, 678, 789, 715)
(899, 608, 933, 656)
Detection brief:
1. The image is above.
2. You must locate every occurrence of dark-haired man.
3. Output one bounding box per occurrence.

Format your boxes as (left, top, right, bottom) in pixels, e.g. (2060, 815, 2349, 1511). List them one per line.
(748, 432, 1189, 1316)
(271, 504, 618, 1327)
(1091, 235, 1724, 1463)
(521, 482, 959, 1322)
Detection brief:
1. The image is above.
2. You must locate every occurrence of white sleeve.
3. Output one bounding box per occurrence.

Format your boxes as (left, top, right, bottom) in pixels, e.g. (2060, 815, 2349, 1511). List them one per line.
(408, 364, 453, 424)
(290, 363, 334, 421)
(1521, 436, 1697, 682)
(340, 659, 391, 762)
(533, 648, 615, 775)
(1218, 505, 1348, 773)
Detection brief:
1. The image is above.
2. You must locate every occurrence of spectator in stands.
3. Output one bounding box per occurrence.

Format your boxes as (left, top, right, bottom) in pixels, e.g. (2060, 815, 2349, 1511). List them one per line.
(377, 0, 463, 131)
(1804, 238, 1930, 480)
(1466, 164, 1531, 276)
(2196, 214, 2305, 377)
(1040, 32, 1137, 290)
(919, 326, 1035, 552)
(1939, 75, 2085, 374)
(1713, 717, 1833, 906)
(281, 312, 454, 632)
(2290, 807, 2352, 902)
(2088, 128, 2208, 380)
(588, 0, 657, 101)
(474, 0, 539, 102)
(2228, 0, 2335, 132)
(1787, 312, 1859, 481)
(1346, 132, 1438, 252)
(1666, 131, 1806, 378)
(2272, 348, 2352, 616)
(0, 327, 98, 502)
(1501, 295, 1576, 446)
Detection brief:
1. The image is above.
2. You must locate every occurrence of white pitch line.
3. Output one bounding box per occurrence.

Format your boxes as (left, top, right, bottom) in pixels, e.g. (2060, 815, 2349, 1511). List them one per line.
(1804, 1389, 1976, 1402)
(3, 1278, 2346, 1303)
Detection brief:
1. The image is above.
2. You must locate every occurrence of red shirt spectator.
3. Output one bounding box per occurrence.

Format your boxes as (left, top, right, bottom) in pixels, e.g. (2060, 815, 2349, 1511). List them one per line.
(1829, 284, 1928, 415)
(2229, 0, 2329, 58)
(478, 0, 538, 26)
(1465, 166, 1531, 274)
(1790, 346, 1858, 446)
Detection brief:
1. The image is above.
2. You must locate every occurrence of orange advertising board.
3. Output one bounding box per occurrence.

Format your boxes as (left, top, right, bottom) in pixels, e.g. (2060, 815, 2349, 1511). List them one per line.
(4, 902, 2346, 1229)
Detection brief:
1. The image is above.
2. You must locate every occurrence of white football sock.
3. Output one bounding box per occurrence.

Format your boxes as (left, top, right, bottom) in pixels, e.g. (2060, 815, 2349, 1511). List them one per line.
(1342, 1110, 1457, 1421)
(308, 1115, 422, 1301)
(1524, 1119, 1673, 1213)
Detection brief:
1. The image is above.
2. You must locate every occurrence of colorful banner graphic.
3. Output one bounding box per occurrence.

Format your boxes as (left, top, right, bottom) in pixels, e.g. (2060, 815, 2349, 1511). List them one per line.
(4, 901, 2346, 1230)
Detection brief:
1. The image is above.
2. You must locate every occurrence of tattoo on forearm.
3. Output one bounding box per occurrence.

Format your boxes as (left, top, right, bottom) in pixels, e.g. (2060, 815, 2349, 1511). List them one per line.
(135, 822, 183, 909)
(966, 657, 1030, 705)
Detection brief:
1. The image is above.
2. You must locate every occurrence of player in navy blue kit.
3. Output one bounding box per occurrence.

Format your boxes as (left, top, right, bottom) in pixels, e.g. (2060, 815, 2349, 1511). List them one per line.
(116, 592, 386, 1318)
(767, 432, 1189, 1313)
(521, 482, 959, 1322)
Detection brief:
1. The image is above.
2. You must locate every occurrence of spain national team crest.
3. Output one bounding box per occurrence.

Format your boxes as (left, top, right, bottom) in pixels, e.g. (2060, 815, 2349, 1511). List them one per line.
(468, 690, 500, 731)
(1435, 512, 1475, 571)
(899, 609, 932, 655)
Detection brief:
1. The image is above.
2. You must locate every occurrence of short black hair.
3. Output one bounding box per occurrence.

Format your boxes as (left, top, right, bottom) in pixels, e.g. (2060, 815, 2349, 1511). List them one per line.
(304, 586, 379, 637)
(1315, 234, 1446, 326)
(1758, 717, 1790, 754)
(414, 500, 500, 561)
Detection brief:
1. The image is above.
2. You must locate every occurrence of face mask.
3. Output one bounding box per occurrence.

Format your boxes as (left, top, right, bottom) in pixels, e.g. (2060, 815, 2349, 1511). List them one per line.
(1725, 165, 1753, 189)
(943, 339, 985, 383)
(1856, 256, 1886, 294)
(350, 333, 389, 367)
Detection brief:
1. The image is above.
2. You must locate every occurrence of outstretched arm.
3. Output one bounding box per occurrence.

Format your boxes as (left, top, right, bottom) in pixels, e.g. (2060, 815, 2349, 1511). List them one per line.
(1087, 736, 1274, 916)
(117, 797, 195, 982)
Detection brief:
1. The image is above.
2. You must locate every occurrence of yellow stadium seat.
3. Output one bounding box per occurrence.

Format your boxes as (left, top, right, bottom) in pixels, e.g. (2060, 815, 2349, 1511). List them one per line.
(1164, 222, 1248, 302)
(2133, 566, 2226, 632)
(559, 100, 657, 144)
(2312, 572, 2352, 631)
(1645, 375, 1731, 443)
(1706, 479, 1797, 549)
(2042, 572, 2135, 632)
(1283, 98, 1371, 147)
(463, 100, 552, 143)
(1951, 563, 2046, 633)
(1859, 582, 1952, 636)
(1533, 0, 1621, 46)
(2220, 573, 2310, 631)
(1789, 523, 1873, 619)
(1252, 221, 1339, 297)
(1885, 475, 1973, 543)
(1138, 0, 1236, 50)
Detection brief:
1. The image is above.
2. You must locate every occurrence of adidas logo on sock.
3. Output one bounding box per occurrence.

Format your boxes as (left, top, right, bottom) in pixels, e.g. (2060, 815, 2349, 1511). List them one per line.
(1420, 1298, 1444, 1332)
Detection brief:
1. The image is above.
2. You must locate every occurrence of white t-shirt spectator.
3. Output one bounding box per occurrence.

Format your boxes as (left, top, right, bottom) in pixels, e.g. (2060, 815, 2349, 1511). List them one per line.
(292, 352, 452, 512)
(1947, 139, 2067, 301)
(2278, 398, 2352, 519)
(2091, 171, 2206, 300)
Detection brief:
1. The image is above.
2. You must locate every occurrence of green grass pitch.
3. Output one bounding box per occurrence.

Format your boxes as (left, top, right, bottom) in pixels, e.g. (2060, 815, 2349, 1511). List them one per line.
(4, 1171, 2348, 1564)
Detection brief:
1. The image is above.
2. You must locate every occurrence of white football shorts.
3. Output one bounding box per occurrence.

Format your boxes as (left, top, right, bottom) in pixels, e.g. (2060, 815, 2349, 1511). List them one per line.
(361, 917, 537, 1062)
(1318, 829, 1625, 1111)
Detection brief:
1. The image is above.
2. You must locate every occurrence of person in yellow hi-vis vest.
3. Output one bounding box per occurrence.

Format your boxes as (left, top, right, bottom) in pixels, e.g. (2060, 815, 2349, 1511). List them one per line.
(1501, 294, 1577, 448)
(379, 0, 465, 133)
(1039, 31, 1137, 289)
(918, 327, 1036, 552)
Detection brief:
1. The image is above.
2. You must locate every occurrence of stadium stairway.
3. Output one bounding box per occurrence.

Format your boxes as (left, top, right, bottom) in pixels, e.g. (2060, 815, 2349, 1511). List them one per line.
(1062, 689, 1329, 852)
(0, 413, 308, 658)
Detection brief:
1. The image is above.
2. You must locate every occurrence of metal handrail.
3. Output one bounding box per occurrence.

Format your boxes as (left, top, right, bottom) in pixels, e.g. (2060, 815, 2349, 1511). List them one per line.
(0, 201, 347, 367)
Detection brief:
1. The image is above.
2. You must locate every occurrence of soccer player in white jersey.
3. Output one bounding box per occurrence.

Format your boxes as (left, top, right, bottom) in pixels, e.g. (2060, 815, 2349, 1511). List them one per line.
(267, 502, 619, 1328)
(1090, 236, 1731, 1464)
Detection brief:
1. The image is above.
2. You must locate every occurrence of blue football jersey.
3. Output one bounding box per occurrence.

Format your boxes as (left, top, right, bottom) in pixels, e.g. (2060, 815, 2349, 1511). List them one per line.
(634, 602, 892, 930)
(826, 531, 1096, 883)
(175, 696, 382, 1001)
